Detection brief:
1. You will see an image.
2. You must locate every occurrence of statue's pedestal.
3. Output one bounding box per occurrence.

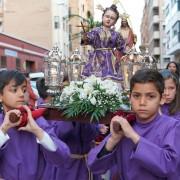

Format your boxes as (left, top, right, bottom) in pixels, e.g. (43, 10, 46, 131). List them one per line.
(44, 107, 114, 124)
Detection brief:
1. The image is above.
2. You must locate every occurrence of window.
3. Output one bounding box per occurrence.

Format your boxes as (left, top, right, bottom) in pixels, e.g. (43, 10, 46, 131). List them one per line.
(154, 39, 160, 47)
(69, 7, 71, 15)
(164, 57, 170, 62)
(54, 16, 60, 29)
(165, 5, 169, 17)
(0, 56, 7, 68)
(0, 22, 2, 32)
(69, 24, 72, 33)
(16, 58, 21, 70)
(153, 7, 159, 16)
(153, 23, 159, 31)
(172, 21, 180, 42)
(178, 0, 180, 11)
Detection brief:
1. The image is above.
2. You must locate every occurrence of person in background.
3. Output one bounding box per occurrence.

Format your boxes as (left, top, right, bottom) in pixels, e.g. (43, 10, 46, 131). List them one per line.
(160, 69, 180, 120)
(81, 4, 125, 83)
(88, 69, 180, 179)
(166, 61, 180, 80)
(36, 77, 52, 106)
(0, 70, 70, 180)
(24, 73, 38, 109)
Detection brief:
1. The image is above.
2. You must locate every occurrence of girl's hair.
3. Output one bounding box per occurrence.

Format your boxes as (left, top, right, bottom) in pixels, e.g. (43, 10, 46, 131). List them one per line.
(130, 69, 164, 97)
(102, 4, 119, 22)
(36, 78, 49, 99)
(0, 70, 26, 94)
(166, 61, 180, 77)
(160, 69, 180, 115)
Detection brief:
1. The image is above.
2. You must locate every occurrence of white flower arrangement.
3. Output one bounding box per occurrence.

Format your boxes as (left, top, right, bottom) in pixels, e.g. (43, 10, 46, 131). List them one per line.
(56, 75, 130, 122)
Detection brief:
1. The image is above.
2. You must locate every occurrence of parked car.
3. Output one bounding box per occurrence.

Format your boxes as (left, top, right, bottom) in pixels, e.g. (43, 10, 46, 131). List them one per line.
(29, 72, 44, 98)
(29, 72, 44, 81)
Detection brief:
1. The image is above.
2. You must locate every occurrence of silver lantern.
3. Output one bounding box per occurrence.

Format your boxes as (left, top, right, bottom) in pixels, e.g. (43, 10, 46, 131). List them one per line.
(67, 49, 85, 81)
(121, 48, 157, 90)
(142, 48, 157, 70)
(121, 48, 144, 90)
(44, 46, 65, 95)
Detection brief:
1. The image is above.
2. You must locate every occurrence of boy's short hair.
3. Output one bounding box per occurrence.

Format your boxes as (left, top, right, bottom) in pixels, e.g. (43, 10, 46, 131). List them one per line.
(130, 69, 164, 96)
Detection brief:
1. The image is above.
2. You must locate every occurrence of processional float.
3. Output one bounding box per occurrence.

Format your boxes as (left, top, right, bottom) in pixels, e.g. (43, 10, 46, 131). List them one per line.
(38, 45, 157, 123)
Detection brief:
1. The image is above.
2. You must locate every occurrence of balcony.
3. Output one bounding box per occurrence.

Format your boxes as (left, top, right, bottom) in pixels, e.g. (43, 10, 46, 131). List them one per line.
(153, 15, 159, 23)
(153, 47, 160, 55)
(152, 0, 158, 8)
(153, 31, 160, 39)
(166, 35, 180, 55)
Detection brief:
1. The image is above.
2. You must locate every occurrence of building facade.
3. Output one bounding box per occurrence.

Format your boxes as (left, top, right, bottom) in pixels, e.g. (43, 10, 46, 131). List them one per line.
(163, 0, 180, 63)
(1, 0, 69, 57)
(0, 33, 48, 72)
(141, 0, 165, 68)
(68, 0, 94, 55)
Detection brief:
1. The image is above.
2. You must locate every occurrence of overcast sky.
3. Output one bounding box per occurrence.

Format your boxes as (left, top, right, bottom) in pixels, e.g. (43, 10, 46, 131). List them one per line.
(94, 0, 145, 50)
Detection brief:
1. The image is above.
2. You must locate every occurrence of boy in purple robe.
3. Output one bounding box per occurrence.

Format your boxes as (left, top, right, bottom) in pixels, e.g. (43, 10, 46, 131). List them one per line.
(160, 69, 180, 120)
(81, 4, 125, 82)
(88, 69, 180, 179)
(0, 70, 70, 180)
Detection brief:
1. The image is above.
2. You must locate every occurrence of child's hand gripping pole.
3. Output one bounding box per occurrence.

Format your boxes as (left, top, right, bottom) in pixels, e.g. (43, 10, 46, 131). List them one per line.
(9, 107, 47, 128)
(112, 110, 136, 133)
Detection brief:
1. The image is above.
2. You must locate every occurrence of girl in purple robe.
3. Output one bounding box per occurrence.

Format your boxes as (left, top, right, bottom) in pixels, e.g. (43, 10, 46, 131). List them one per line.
(36, 77, 107, 180)
(0, 70, 70, 180)
(160, 69, 180, 120)
(88, 69, 180, 179)
(81, 4, 125, 82)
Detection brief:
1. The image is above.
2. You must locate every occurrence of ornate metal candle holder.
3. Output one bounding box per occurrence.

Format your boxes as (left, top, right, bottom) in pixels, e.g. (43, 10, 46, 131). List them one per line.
(121, 48, 157, 90)
(67, 49, 85, 81)
(44, 46, 65, 106)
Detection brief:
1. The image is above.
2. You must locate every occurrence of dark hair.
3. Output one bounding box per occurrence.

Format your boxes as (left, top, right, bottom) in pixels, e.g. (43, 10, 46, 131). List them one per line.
(130, 69, 164, 97)
(102, 4, 119, 22)
(166, 61, 180, 77)
(160, 69, 180, 115)
(0, 70, 26, 94)
(36, 78, 49, 99)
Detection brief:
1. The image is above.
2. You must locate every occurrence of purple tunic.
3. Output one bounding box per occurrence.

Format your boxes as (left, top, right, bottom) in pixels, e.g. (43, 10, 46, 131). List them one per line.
(0, 114, 70, 180)
(161, 103, 180, 121)
(82, 26, 125, 81)
(43, 121, 102, 180)
(88, 113, 180, 179)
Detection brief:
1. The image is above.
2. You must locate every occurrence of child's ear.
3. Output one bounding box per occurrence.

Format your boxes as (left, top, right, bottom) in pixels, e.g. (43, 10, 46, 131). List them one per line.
(0, 94, 3, 103)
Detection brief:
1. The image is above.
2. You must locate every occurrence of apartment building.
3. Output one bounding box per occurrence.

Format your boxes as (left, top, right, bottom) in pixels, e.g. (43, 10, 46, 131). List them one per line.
(69, 0, 94, 55)
(163, 0, 180, 63)
(141, 0, 164, 68)
(1, 0, 69, 57)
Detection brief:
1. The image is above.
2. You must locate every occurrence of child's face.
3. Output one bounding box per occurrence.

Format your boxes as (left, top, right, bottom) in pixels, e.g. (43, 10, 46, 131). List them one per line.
(130, 82, 162, 122)
(163, 78, 176, 104)
(0, 79, 27, 112)
(168, 63, 177, 73)
(102, 10, 117, 28)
